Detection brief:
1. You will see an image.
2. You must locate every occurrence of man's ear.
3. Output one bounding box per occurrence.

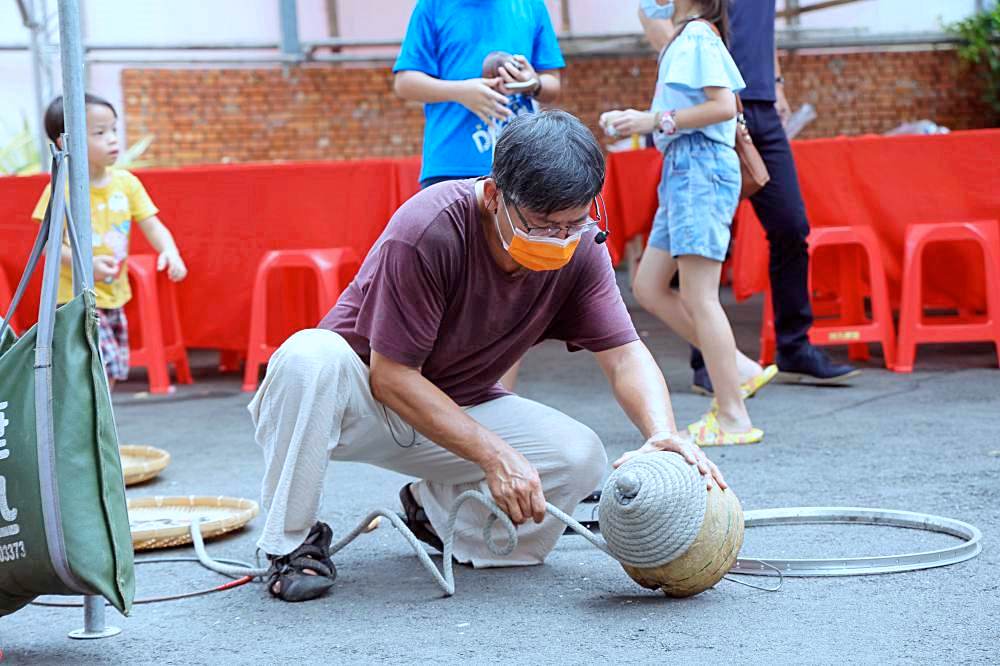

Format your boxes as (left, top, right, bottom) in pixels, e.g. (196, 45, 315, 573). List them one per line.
(54, 137, 63, 151)
(482, 178, 499, 211)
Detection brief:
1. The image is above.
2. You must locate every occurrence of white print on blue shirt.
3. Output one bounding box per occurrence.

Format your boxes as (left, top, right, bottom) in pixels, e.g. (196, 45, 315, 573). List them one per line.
(471, 94, 538, 157)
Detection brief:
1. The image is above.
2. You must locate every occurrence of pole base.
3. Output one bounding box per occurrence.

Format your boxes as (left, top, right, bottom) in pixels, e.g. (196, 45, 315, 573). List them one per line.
(68, 625, 122, 640)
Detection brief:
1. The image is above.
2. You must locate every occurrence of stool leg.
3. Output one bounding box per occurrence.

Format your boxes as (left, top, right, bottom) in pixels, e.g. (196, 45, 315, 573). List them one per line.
(243, 267, 270, 393)
(759, 287, 776, 366)
(136, 272, 171, 394)
(840, 247, 870, 362)
(166, 281, 193, 385)
(894, 239, 925, 373)
(173, 349, 194, 385)
(865, 244, 896, 370)
(982, 235, 1000, 369)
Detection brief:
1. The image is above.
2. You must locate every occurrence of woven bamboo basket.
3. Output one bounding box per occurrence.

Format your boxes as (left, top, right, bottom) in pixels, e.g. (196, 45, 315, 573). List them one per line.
(120, 445, 171, 486)
(127, 495, 259, 551)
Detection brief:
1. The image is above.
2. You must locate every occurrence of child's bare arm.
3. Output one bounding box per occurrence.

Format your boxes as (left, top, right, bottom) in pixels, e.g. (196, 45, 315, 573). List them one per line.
(393, 70, 512, 123)
(136, 215, 187, 281)
(677, 86, 738, 128)
(600, 87, 737, 136)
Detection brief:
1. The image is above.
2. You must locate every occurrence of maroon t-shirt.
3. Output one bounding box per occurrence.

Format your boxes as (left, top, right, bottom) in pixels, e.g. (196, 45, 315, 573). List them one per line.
(318, 179, 638, 406)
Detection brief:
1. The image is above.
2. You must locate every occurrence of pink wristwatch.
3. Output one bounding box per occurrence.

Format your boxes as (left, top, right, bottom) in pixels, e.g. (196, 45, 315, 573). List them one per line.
(657, 110, 678, 135)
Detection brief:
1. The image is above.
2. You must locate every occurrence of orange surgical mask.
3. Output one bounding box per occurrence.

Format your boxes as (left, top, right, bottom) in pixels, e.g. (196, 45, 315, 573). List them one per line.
(495, 196, 583, 271)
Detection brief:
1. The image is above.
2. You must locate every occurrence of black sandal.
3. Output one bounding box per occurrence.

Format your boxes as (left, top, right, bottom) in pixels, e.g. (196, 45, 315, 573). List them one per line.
(398, 483, 444, 552)
(265, 521, 337, 602)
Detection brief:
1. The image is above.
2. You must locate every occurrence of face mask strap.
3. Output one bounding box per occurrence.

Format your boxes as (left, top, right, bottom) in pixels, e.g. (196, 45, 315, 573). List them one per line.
(499, 194, 523, 240)
(595, 193, 610, 236)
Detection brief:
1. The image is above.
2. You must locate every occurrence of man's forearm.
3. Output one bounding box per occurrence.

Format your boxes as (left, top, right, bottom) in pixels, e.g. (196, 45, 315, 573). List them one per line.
(601, 341, 679, 438)
(369, 354, 505, 469)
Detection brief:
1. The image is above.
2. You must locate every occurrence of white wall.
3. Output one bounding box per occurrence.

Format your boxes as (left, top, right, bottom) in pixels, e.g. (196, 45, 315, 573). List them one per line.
(776, 0, 981, 32)
(0, 0, 987, 160)
(0, 0, 331, 156)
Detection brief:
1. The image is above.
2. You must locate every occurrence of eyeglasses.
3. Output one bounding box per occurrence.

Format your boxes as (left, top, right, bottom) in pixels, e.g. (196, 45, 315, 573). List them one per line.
(507, 195, 606, 239)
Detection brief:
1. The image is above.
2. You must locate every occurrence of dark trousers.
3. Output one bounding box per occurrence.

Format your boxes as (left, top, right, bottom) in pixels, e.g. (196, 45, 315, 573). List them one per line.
(691, 101, 813, 370)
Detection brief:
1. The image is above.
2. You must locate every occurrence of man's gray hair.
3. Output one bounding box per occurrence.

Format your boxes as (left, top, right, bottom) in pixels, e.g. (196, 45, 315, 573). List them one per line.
(491, 110, 605, 215)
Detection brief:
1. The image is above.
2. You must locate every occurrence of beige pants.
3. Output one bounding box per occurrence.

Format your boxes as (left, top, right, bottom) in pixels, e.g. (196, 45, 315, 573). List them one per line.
(248, 328, 607, 567)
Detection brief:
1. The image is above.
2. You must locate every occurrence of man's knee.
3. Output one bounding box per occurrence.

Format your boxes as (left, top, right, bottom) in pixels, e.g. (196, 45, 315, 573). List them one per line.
(549, 421, 607, 493)
(267, 328, 356, 384)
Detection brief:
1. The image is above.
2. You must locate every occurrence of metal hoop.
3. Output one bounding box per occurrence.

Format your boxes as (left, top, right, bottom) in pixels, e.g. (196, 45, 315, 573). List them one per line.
(732, 507, 982, 577)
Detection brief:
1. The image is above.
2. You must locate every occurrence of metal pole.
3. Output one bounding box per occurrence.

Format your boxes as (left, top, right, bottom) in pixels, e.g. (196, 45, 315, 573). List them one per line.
(56, 0, 112, 638)
(68, 596, 121, 640)
(786, 0, 800, 27)
(79, 0, 93, 89)
(278, 0, 302, 61)
(17, 0, 51, 172)
(56, 0, 93, 290)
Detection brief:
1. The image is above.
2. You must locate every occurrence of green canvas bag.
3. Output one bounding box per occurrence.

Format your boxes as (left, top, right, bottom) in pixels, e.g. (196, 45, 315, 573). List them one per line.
(0, 149, 134, 617)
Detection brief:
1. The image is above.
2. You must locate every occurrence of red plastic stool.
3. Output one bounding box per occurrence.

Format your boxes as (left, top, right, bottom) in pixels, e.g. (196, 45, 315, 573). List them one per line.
(243, 248, 360, 392)
(894, 221, 1000, 373)
(125, 254, 193, 394)
(759, 226, 896, 369)
(0, 267, 19, 335)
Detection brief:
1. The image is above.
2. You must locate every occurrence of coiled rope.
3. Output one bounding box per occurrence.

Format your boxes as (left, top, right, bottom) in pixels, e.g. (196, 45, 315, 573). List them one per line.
(191, 485, 780, 596)
(191, 489, 611, 596)
(598, 453, 707, 568)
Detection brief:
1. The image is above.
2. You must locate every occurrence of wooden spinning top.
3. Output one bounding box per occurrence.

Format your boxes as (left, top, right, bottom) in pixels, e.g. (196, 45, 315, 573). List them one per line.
(599, 452, 744, 598)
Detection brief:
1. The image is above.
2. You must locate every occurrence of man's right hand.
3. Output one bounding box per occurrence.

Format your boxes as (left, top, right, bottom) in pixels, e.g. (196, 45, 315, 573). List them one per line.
(481, 444, 546, 525)
(93, 255, 119, 282)
(455, 78, 513, 124)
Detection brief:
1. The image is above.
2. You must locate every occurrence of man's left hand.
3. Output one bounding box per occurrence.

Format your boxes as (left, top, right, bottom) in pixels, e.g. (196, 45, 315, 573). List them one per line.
(498, 54, 540, 96)
(613, 432, 727, 490)
(775, 84, 791, 127)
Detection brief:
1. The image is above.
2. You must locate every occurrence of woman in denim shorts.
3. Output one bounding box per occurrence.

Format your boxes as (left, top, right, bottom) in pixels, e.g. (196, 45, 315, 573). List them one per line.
(600, 0, 775, 446)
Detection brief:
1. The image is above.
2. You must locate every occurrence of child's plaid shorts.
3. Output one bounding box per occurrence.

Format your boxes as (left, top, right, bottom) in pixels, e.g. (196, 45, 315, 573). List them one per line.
(97, 307, 130, 381)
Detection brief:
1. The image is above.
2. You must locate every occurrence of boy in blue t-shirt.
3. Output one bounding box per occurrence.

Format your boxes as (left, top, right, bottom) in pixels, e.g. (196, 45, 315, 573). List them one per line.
(393, 0, 565, 189)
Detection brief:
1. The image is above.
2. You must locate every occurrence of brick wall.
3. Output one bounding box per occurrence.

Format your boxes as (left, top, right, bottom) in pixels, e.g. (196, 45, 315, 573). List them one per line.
(122, 48, 996, 167)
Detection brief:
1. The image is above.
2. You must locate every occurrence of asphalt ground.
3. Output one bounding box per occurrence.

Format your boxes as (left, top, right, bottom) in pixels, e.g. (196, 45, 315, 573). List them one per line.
(2, 285, 998, 664)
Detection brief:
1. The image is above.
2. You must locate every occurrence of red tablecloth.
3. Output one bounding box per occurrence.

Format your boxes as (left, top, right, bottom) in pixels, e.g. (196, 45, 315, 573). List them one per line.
(4, 132, 997, 351)
(0, 159, 417, 350)
(602, 130, 1000, 310)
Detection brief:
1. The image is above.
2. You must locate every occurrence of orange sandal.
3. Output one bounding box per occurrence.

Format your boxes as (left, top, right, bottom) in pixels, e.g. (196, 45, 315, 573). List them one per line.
(687, 411, 763, 447)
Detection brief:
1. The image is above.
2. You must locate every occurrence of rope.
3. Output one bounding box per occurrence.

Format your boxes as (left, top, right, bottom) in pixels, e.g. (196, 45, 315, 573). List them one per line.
(189, 487, 781, 597)
(184, 449, 778, 597)
(34, 482, 778, 607)
(598, 454, 707, 568)
(191, 489, 609, 596)
(33, 456, 779, 608)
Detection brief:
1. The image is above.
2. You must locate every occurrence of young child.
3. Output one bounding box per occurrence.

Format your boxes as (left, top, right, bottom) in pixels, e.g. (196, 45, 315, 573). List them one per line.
(600, 0, 775, 446)
(32, 93, 188, 388)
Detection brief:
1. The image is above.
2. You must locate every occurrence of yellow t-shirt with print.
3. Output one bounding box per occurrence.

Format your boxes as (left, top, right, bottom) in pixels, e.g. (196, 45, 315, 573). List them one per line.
(31, 168, 158, 309)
